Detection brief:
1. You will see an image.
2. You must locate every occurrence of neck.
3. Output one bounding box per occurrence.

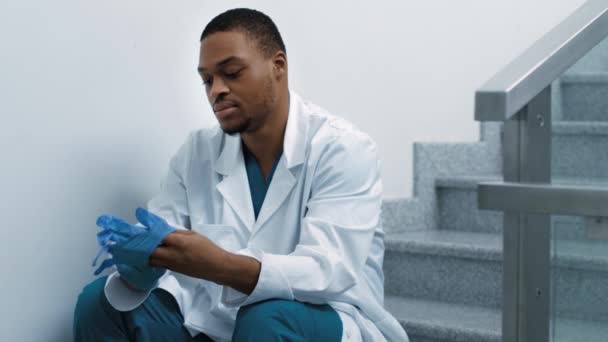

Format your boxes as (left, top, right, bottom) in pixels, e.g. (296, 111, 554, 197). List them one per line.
(241, 90, 289, 165)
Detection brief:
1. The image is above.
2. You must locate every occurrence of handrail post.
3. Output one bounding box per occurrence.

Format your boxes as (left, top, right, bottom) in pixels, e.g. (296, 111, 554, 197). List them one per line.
(502, 86, 552, 342)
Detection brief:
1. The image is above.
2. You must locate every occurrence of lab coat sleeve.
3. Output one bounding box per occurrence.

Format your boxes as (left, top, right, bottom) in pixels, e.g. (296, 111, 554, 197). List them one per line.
(222, 132, 382, 306)
(104, 132, 195, 311)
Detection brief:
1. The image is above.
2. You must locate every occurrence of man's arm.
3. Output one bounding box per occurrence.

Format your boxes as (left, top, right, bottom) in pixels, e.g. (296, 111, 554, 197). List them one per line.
(219, 253, 261, 295)
(148, 229, 261, 295)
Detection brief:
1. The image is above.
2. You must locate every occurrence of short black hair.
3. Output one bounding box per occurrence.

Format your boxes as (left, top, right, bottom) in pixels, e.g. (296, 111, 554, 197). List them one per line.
(200, 8, 286, 58)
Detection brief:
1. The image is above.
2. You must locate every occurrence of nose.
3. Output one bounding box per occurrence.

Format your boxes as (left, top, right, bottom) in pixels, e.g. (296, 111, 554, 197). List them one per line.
(208, 77, 229, 104)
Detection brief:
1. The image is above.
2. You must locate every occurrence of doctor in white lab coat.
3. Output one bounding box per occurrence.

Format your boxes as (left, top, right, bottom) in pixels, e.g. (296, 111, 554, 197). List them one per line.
(77, 8, 408, 342)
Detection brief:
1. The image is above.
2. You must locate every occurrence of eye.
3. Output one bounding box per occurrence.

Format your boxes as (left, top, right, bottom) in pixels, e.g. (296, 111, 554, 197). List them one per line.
(202, 77, 212, 87)
(224, 69, 242, 79)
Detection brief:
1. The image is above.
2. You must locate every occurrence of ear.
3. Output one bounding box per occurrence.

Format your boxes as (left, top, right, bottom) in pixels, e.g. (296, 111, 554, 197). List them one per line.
(271, 51, 288, 80)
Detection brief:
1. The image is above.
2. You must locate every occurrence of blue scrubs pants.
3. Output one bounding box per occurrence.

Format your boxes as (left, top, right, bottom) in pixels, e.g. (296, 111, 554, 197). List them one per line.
(73, 276, 343, 341)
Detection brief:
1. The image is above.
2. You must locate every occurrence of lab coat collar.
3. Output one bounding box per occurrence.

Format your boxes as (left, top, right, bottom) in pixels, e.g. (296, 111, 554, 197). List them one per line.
(282, 90, 307, 169)
(214, 89, 307, 176)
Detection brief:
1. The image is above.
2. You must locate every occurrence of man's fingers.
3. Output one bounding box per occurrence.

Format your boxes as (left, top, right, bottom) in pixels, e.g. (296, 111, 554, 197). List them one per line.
(149, 245, 174, 268)
(160, 230, 188, 247)
(171, 229, 191, 235)
(149, 257, 166, 268)
(135, 207, 166, 229)
(96, 229, 129, 245)
(91, 245, 109, 266)
(96, 215, 143, 236)
(93, 258, 115, 276)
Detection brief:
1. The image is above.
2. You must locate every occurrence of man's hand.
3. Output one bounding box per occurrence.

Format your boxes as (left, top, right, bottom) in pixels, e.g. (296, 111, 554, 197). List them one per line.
(149, 230, 230, 281)
(149, 230, 261, 295)
(116, 263, 166, 292)
(92, 208, 175, 275)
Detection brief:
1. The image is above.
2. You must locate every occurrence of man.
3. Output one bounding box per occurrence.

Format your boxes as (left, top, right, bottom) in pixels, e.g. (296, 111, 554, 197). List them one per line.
(73, 8, 408, 342)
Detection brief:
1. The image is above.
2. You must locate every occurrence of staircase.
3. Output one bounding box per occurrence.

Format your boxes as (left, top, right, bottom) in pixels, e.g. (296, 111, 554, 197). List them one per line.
(380, 38, 608, 342)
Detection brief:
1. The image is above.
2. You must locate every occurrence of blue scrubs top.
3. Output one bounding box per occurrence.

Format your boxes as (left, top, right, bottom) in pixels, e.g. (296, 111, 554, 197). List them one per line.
(242, 142, 282, 220)
(238, 143, 343, 341)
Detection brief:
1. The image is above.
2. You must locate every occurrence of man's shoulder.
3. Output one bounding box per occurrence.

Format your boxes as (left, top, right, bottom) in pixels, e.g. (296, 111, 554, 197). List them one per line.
(300, 98, 375, 155)
(188, 125, 223, 143)
(173, 125, 223, 164)
(298, 98, 380, 188)
(184, 125, 223, 149)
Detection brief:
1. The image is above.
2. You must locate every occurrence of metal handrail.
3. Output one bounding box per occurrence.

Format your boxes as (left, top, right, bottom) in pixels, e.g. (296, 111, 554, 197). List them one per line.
(473, 2, 608, 341)
(479, 181, 608, 217)
(475, 0, 608, 122)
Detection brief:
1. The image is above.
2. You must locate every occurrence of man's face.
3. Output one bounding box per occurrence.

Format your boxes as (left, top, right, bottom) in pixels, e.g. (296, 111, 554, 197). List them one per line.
(198, 31, 280, 135)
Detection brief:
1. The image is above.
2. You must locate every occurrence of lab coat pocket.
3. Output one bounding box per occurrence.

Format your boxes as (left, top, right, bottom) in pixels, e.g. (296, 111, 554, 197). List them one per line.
(191, 223, 246, 253)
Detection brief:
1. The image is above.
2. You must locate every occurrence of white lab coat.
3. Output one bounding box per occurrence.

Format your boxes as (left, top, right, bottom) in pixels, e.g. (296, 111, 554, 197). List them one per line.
(104, 91, 409, 342)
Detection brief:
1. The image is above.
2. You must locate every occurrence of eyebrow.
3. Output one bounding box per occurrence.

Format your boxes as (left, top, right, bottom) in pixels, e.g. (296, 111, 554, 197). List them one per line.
(197, 56, 244, 72)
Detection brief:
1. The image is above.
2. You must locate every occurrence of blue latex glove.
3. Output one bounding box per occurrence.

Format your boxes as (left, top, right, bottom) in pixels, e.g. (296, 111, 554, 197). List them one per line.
(92, 216, 146, 268)
(93, 224, 166, 291)
(93, 229, 166, 291)
(92, 215, 145, 274)
(116, 263, 166, 291)
(92, 208, 175, 275)
(110, 207, 176, 266)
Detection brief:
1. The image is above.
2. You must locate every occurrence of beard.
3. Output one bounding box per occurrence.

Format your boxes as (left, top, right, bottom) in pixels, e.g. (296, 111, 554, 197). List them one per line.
(221, 115, 252, 135)
(220, 75, 277, 136)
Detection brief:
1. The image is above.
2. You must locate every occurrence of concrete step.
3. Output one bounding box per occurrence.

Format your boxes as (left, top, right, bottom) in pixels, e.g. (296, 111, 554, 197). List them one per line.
(384, 296, 500, 342)
(552, 316, 608, 342)
(383, 230, 608, 321)
(384, 230, 501, 309)
(553, 121, 608, 179)
(560, 73, 608, 121)
(383, 295, 608, 342)
(435, 175, 502, 234)
(439, 122, 608, 182)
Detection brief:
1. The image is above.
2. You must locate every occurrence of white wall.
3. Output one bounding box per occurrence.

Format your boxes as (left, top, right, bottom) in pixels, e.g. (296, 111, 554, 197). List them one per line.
(0, 0, 586, 340)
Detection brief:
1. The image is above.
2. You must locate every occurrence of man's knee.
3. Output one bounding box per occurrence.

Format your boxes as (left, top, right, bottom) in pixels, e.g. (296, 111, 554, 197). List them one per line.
(233, 299, 343, 342)
(233, 299, 302, 339)
(73, 276, 110, 330)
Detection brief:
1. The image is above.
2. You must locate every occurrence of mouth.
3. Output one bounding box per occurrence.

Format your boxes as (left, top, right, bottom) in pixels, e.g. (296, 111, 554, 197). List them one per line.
(214, 105, 239, 119)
